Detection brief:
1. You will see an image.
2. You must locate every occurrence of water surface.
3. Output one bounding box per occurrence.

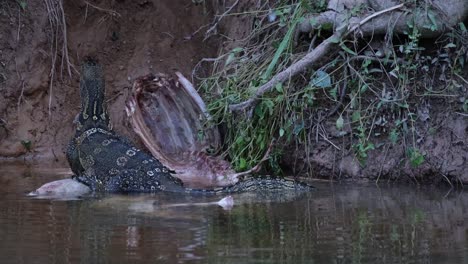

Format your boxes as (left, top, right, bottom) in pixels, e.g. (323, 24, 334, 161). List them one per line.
(0, 163, 467, 263)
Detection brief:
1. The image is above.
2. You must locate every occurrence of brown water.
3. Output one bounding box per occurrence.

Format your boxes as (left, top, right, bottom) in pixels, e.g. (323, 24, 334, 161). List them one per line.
(1, 163, 467, 264)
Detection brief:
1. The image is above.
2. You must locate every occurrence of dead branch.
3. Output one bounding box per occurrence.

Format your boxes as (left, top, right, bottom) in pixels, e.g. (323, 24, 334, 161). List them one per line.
(299, 0, 468, 37)
(204, 0, 240, 41)
(83, 1, 121, 18)
(229, 3, 404, 112)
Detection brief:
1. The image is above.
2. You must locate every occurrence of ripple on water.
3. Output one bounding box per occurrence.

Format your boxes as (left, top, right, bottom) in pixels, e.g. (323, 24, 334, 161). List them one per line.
(0, 163, 467, 263)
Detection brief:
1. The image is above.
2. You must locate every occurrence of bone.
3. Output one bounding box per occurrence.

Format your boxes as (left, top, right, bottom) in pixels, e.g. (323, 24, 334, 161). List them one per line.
(155, 195, 235, 211)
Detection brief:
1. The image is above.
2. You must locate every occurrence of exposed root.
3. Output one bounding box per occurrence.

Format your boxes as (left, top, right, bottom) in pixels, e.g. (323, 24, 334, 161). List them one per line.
(14, 58, 25, 112)
(83, 0, 121, 24)
(83, 0, 121, 18)
(229, 3, 405, 112)
(204, 0, 239, 41)
(43, 0, 75, 116)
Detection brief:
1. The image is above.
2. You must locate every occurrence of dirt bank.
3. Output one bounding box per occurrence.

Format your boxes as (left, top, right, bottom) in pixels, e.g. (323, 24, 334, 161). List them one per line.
(282, 111, 468, 184)
(0, 0, 217, 163)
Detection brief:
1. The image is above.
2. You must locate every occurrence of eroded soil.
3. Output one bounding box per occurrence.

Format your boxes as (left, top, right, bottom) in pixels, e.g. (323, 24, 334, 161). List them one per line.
(0, 0, 217, 162)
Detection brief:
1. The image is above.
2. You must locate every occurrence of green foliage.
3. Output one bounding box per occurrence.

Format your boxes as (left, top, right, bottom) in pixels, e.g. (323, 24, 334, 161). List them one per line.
(310, 70, 331, 88)
(16, 0, 27, 10)
(198, 0, 467, 177)
(21, 140, 31, 151)
(353, 125, 375, 166)
(201, 1, 313, 172)
(336, 116, 344, 130)
(389, 129, 399, 145)
(408, 148, 425, 167)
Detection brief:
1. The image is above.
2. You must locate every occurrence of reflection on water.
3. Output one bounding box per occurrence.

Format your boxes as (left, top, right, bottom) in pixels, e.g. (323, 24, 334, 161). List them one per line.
(0, 163, 467, 263)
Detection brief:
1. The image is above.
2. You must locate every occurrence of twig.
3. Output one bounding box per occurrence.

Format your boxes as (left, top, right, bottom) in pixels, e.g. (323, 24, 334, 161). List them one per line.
(161, 31, 175, 39)
(192, 55, 228, 81)
(455, 112, 468, 117)
(14, 59, 25, 112)
(83, 0, 121, 17)
(204, 0, 239, 41)
(58, 0, 72, 78)
(16, 8, 21, 42)
(44, 0, 58, 116)
(229, 3, 405, 112)
(454, 72, 468, 85)
(44, 0, 76, 115)
(375, 144, 390, 184)
(324, 67, 348, 120)
(440, 172, 454, 189)
(185, 24, 209, 41)
(320, 133, 340, 150)
(17, 81, 25, 112)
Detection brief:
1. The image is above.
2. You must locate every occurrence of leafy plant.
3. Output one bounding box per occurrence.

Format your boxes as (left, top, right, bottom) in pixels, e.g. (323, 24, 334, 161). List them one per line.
(353, 125, 375, 165)
(16, 0, 27, 10)
(197, 0, 467, 181)
(21, 140, 31, 151)
(408, 148, 425, 167)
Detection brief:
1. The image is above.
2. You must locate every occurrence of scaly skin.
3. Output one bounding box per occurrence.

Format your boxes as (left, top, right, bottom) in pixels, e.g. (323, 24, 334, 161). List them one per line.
(67, 59, 314, 193)
(66, 60, 185, 193)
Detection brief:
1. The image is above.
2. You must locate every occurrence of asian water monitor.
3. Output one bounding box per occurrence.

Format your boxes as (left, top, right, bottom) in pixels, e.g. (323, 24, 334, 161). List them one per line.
(66, 60, 313, 193)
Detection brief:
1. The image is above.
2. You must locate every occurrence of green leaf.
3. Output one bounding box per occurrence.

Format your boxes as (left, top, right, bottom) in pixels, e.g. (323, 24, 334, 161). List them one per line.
(293, 122, 304, 135)
(17, 0, 26, 10)
(329, 35, 340, 43)
(264, 99, 275, 115)
(340, 44, 357, 55)
(262, 8, 301, 80)
(279, 128, 285, 137)
(330, 86, 337, 101)
(234, 136, 244, 145)
(351, 111, 361, 122)
(275, 94, 284, 103)
(197, 130, 204, 141)
(364, 143, 375, 151)
(427, 11, 438, 31)
(21, 140, 31, 151)
(389, 129, 399, 145)
(309, 17, 317, 27)
(396, 103, 409, 109)
(459, 22, 467, 32)
(239, 158, 247, 170)
(360, 84, 368, 93)
(408, 148, 425, 167)
(310, 70, 331, 88)
(225, 47, 243, 66)
(336, 116, 344, 130)
(254, 104, 265, 119)
(225, 53, 235, 67)
(444, 43, 456, 49)
(275, 83, 283, 93)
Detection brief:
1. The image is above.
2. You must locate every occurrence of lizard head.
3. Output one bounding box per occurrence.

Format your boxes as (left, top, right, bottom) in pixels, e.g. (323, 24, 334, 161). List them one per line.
(78, 58, 110, 131)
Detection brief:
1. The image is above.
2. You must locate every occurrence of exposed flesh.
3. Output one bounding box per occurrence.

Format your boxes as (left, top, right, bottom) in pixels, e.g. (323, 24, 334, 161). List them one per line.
(125, 73, 267, 188)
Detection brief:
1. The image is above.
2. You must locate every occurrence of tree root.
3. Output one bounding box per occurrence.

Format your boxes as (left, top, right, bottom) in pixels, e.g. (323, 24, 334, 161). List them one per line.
(229, 3, 405, 112)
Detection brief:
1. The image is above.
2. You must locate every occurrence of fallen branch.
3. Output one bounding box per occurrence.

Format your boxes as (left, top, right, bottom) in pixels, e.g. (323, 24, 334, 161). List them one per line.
(228, 3, 405, 112)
